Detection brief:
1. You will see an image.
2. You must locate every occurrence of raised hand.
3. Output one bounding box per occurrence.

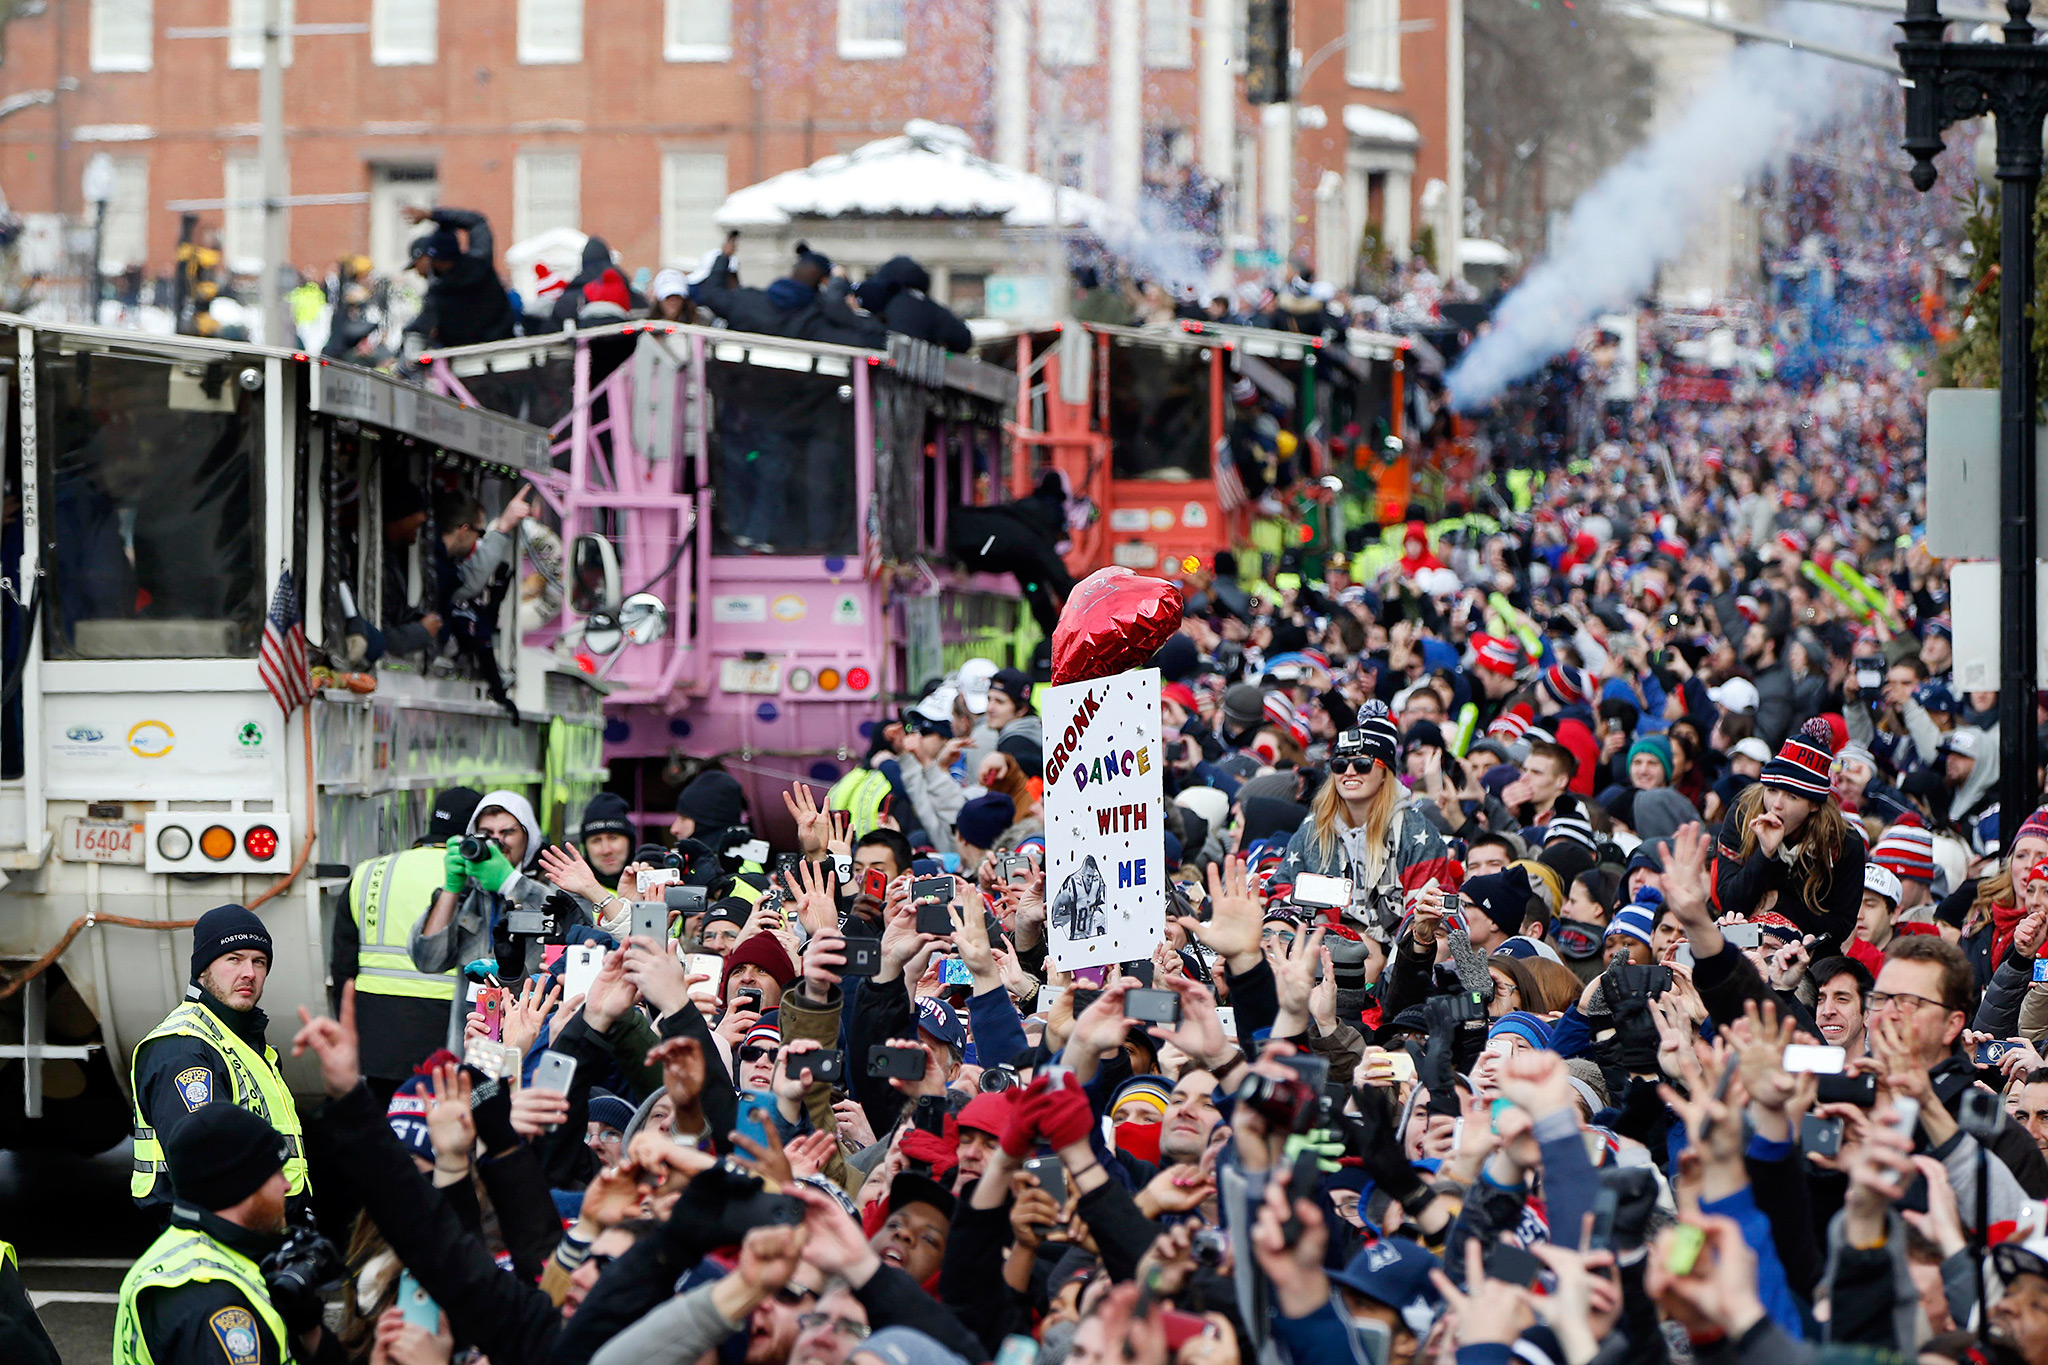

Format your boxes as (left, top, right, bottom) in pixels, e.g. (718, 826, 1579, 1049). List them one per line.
(1191, 857, 1264, 973)
(646, 1036, 709, 1117)
(502, 976, 562, 1056)
(783, 783, 831, 856)
(782, 857, 841, 937)
(582, 949, 642, 1033)
(1730, 1000, 1797, 1114)
(425, 1062, 476, 1162)
(1661, 823, 1714, 929)
(1147, 973, 1231, 1069)
(536, 843, 606, 906)
(292, 979, 362, 1098)
(509, 1086, 571, 1138)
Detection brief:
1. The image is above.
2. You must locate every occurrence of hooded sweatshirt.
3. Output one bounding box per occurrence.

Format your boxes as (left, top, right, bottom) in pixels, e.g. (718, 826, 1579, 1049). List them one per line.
(408, 789, 590, 981)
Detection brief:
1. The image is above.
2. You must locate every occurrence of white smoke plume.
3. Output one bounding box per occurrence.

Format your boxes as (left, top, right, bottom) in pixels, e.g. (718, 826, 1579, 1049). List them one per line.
(1447, 4, 1885, 410)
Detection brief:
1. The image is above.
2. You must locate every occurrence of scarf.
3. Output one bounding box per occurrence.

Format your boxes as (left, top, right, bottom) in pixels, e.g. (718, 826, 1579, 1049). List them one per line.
(1993, 897, 2028, 974)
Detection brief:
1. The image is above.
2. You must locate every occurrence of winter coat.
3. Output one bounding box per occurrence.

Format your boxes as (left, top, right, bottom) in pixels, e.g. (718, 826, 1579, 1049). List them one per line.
(854, 256, 975, 351)
(690, 254, 886, 348)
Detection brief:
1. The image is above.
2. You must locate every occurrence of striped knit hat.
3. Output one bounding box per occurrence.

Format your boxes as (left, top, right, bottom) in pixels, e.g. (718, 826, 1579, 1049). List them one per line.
(1544, 816, 1597, 853)
(1760, 717, 1837, 801)
(1472, 634, 1523, 678)
(1488, 710, 1532, 744)
(1606, 904, 1655, 947)
(1870, 825, 1937, 884)
(1262, 692, 1310, 748)
(1541, 665, 1589, 708)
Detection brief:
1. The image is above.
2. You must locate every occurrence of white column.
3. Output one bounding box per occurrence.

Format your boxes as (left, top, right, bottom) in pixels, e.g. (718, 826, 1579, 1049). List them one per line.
(1444, 0, 1464, 280)
(1109, 0, 1143, 212)
(1385, 167, 1412, 259)
(259, 0, 286, 346)
(996, 0, 1031, 171)
(1314, 170, 1345, 286)
(1200, 0, 1234, 181)
(1262, 102, 1292, 264)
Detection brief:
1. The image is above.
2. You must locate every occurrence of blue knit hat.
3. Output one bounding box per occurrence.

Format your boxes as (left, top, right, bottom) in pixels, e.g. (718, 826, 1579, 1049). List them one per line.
(1606, 904, 1655, 948)
(1487, 1011, 1554, 1052)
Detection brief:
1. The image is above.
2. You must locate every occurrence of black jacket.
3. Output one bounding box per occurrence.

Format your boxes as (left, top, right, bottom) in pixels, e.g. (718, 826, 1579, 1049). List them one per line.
(854, 256, 974, 351)
(690, 254, 887, 348)
(1710, 812, 1862, 954)
(0, 1249, 57, 1365)
(134, 1208, 346, 1365)
(412, 209, 515, 348)
(1931, 1052, 2048, 1196)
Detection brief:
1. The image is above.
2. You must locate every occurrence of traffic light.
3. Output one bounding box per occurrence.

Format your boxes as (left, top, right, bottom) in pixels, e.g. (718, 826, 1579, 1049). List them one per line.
(1246, 0, 1290, 105)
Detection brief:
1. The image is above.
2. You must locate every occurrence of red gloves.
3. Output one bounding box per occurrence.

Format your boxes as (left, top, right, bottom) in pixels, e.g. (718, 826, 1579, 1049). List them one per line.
(999, 1077, 1046, 1158)
(1034, 1072, 1095, 1152)
(900, 1122, 959, 1178)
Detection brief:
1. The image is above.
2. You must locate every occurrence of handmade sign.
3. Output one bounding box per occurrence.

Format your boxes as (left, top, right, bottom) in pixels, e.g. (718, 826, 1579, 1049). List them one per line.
(1043, 667, 1164, 970)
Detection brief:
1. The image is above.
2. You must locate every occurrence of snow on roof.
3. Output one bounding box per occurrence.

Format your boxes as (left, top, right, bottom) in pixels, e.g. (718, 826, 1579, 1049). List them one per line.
(1459, 238, 1519, 267)
(1342, 105, 1421, 146)
(715, 120, 1127, 233)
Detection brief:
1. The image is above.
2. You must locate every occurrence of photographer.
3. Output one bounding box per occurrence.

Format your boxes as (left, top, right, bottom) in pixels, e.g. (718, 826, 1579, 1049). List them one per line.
(114, 1103, 346, 1364)
(410, 790, 596, 984)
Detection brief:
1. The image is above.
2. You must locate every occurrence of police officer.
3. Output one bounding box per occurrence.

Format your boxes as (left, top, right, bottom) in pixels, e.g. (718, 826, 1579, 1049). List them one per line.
(114, 1103, 342, 1364)
(132, 906, 308, 1219)
(331, 785, 481, 1102)
(0, 1236, 58, 1365)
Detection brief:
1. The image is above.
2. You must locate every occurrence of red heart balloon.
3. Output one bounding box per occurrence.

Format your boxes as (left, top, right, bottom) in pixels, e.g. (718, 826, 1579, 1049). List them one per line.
(1051, 567, 1186, 685)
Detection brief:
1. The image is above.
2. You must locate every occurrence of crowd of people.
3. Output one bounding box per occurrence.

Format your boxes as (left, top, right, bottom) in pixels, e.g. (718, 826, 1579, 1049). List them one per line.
(25, 302, 2048, 1365)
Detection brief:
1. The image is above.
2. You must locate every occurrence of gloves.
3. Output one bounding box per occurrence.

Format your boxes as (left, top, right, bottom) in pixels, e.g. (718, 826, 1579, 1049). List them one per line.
(444, 842, 472, 894)
(466, 1067, 520, 1156)
(1445, 924, 1496, 1001)
(998, 1081, 1041, 1159)
(663, 1160, 764, 1266)
(1034, 1072, 1096, 1151)
(900, 1125, 960, 1178)
(1600, 967, 1662, 1073)
(1349, 1081, 1429, 1208)
(471, 845, 515, 894)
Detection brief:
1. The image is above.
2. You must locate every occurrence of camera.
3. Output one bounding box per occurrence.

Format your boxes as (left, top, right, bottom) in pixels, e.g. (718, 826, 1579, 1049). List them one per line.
(261, 1225, 345, 1303)
(1234, 1072, 1317, 1135)
(503, 910, 554, 937)
(665, 883, 708, 916)
(457, 833, 498, 863)
(979, 1064, 1021, 1093)
(1190, 1227, 1229, 1268)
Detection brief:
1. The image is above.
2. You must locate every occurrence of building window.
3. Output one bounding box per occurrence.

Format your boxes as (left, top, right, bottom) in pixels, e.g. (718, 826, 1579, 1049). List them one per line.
(515, 152, 581, 240)
(1040, 0, 1096, 66)
(661, 152, 728, 266)
(839, 0, 904, 59)
(666, 0, 731, 60)
(229, 0, 293, 69)
(90, 0, 153, 72)
(519, 0, 583, 64)
(222, 154, 286, 275)
(1346, 0, 1400, 88)
(1144, 0, 1191, 68)
(373, 0, 437, 65)
(101, 158, 150, 270)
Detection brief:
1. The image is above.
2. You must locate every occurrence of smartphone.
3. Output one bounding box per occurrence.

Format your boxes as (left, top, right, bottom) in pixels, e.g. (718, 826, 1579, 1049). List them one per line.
(1816, 1072, 1878, 1108)
(633, 901, 669, 943)
(1160, 1311, 1210, 1353)
(733, 986, 765, 1015)
(1280, 1052, 1331, 1094)
(867, 1044, 928, 1080)
(2033, 958, 2048, 985)
(842, 939, 882, 977)
(1124, 987, 1182, 1026)
(1722, 923, 1762, 950)
(1855, 656, 1884, 692)
(732, 1096, 777, 1154)
(1214, 1006, 1237, 1036)
(1362, 1047, 1417, 1084)
(1961, 1086, 2005, 1139)
(916, 901, 955, 936)
(530, 1049, 577, 1094)
(1977, 1040, 2015, 1068)
(1800, 1113, 1844, 1158)
(1665, 1223, 1706, 1276)
(1673, 943, 1696, 970)
(912, 1094, 949, 1136)
(1022, 1155, 1067, 1207)
(1292, 872, 1353, 911)
(665, 883, 708, 917)
(862, 866, 889, 901)
(1484, 1241, 1544, 1290)
(563, 943, 604, 1002)
(475, 985, 505, 1042)
(939, 956, 975, 987)
(1782, 1044, 1847, 1075)
(397, 1269, 438, 1332)
(636, 866, 681, 899)
(1890, 1095, 1921, 1140)
(785, 1049, 844, 1083)
(737, 838, 772, 866)
(1351, 1319, 1392, 1365)
(1588, 1186, 1620, 1252)
(684, 952, 724, 1004)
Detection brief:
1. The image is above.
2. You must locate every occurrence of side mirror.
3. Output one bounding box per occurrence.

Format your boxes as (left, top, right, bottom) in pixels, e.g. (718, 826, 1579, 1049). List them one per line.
(584, 608, 624, 656)
(619, 592, 668, 645)
(569, 533, 620, 616)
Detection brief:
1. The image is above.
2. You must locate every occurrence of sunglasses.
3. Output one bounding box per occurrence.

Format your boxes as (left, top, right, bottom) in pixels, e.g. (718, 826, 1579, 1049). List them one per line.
(1328, 757, 1378, 775)
(775, 1284, 818, 1307)
(739, 1045, 780, 1064)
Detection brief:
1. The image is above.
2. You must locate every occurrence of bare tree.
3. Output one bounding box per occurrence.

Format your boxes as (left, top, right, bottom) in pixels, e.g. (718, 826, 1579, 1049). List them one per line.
(1466, 0, 1655, 259)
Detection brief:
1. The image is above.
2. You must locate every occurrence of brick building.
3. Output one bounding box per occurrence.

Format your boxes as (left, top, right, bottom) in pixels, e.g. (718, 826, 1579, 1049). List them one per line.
(0, 0, 1459, 303)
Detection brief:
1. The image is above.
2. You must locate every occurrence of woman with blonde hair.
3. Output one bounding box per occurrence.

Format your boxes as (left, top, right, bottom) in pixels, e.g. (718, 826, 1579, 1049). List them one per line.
(1276, 709, 1457, 936)
(1711, 718, 1863, 952)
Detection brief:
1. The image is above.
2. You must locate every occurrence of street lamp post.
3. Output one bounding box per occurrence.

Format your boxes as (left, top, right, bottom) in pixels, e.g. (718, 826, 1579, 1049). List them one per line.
(1898, 0, 2048, 831)
(80, 152, 115, 324)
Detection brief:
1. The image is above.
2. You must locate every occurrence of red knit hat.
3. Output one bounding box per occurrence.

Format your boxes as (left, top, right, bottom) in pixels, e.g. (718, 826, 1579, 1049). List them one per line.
(1472, 634, 1522, 678)
(1760, 718, 1837, 801)
(583, 268, 632, 312)
(720, 930, 797, 997)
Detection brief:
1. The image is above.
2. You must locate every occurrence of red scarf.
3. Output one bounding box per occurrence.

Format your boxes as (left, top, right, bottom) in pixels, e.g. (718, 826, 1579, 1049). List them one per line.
(1993, 898, 2028, 974)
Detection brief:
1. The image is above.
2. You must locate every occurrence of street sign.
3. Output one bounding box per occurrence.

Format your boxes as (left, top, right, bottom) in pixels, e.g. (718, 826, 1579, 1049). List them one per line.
(1924, 388, 2048, 558)
(984, 275, 1057, 323)
(1950, 560, 2048, 690)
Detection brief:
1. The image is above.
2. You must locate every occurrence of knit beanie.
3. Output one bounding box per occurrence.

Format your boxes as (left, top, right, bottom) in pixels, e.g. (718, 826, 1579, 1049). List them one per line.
(189, 904, 273, 983)
(164, 1102, 288, 1212)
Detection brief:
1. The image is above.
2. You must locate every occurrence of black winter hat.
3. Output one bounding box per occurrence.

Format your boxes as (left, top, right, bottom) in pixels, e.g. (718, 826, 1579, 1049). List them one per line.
(165, 1101, 288, 1211)
(426, 786, 483, 843)
(190, 904, 272, 983)
(580, 792, 636, 842)
(675, 771, 746, 832)
(1461, 867, 1537, 937)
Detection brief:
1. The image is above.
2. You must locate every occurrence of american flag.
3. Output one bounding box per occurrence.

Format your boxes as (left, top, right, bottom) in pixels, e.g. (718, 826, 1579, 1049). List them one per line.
(259, 569, 313, 715)
(1213, 436, 1246, 513)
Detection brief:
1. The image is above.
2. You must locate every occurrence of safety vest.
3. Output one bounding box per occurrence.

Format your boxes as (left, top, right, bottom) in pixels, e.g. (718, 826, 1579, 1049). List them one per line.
(130, 1003, 308, 1202)
(114, 1224, 295, 1365)
(348, 846, 459, 1002)
(828, 769, 892, 838)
